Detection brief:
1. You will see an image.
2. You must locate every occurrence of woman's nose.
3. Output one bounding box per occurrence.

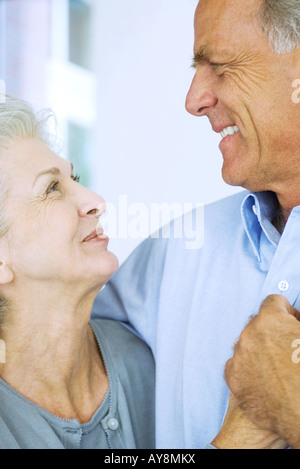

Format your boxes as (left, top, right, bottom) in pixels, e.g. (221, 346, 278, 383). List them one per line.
(77, 188, 106, 219)
(185, 70, 218, 117)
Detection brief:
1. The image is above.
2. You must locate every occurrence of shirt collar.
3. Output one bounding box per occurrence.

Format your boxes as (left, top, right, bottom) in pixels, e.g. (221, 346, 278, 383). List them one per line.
(241, 191, 281, 261)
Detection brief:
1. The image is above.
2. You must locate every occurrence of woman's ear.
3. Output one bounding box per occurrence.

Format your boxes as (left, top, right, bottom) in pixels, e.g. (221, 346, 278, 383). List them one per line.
(0, 261, 13, 285)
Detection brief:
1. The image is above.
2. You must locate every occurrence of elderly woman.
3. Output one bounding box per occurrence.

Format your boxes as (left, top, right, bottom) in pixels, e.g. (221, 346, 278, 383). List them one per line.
(0, 96, 155, 449)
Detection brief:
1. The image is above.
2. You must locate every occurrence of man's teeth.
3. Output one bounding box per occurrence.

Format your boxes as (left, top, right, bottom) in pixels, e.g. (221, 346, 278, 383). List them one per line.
(220, 125, 239, 139)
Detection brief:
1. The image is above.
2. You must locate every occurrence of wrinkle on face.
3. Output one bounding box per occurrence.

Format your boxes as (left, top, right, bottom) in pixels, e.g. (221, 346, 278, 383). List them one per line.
(216, 55, 269, 100)
(190, 0, 300, 197)
(194, 0, 270, 86)
(25, 193, 60, 223)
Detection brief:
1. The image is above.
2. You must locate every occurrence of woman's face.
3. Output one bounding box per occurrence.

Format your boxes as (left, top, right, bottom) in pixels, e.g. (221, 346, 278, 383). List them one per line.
(0, 138, 119, 292)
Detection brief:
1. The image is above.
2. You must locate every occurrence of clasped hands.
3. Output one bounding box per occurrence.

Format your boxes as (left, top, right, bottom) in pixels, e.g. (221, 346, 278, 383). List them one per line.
(212, 295, 300, 449)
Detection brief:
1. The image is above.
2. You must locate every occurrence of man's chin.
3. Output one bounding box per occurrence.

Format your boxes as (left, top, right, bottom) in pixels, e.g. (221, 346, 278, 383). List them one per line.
(221, 158, 258, 191)
(221, 167, 246, 188)
(222, 173, 266, 193)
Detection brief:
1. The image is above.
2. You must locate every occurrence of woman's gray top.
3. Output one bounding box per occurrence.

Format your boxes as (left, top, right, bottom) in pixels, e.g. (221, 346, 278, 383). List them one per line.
(0, 319, 155, 449)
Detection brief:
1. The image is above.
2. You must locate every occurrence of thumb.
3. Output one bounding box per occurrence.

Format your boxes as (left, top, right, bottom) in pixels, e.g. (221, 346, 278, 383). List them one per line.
(279, 295, 300, 322)
(287, 303, 300, 322)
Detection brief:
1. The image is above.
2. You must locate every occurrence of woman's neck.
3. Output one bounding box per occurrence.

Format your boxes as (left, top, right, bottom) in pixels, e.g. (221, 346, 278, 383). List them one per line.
(0, 286, 108, 423)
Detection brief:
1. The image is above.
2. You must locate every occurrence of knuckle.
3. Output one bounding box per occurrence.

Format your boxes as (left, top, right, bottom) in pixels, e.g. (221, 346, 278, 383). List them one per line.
(256, 295, 291, 332)
(261, 294, 282, 306)
(260, 294, 290, 313)
(225, 358, 239, 394)
(238, 327, 250, 348)
(224, 358, 233, 383)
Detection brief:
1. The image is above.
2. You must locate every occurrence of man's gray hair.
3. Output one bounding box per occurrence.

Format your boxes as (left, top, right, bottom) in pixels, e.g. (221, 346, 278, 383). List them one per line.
(259, 0, 300, 53)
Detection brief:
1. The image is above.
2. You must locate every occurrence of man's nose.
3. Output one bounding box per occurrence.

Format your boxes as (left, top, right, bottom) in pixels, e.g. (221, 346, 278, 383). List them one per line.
(185, 70, 218, 117)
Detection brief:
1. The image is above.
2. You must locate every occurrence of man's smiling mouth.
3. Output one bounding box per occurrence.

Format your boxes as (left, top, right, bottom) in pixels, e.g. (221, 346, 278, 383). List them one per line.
(220, 125, 239, 139)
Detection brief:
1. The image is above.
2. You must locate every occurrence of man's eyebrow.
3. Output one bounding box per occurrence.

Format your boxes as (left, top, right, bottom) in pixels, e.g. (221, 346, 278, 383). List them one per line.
(191, 46, 233, 68)
(33, 162, 74, 187)
(191, 46, 210, 68)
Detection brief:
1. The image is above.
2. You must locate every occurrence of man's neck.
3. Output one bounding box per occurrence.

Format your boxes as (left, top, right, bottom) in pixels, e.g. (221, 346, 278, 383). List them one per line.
(272, 210, 286, 234)
(275, 189, 300, 222)
(270, 190, 300, 234)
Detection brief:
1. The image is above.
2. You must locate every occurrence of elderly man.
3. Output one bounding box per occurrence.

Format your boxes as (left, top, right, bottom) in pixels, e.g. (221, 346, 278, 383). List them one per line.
(92, 0, 300, 449)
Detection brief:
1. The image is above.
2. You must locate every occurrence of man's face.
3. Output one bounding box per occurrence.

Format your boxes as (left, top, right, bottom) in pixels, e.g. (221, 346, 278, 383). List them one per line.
(186, 0, 300, 194)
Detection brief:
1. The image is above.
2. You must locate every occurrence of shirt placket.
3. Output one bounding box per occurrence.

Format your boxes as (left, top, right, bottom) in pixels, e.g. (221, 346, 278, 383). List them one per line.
(62, 426, 83, 449)
(255, 207, 300, 311)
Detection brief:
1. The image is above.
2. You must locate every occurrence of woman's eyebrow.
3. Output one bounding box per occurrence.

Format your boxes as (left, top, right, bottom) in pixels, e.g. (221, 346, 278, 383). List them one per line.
(32, 163, 73, 187)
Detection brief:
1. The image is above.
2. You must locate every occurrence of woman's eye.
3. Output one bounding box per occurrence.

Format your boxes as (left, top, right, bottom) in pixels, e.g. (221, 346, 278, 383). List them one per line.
(45, 174, 80, 196)
(72, 174, 80, 183)
(47, 181, 60, 194)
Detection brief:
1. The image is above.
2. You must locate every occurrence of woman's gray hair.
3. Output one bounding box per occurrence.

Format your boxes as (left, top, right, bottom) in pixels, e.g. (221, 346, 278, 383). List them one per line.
(0, 95, 56, 325)
(0, 95, 55, 151)
(258, 0, 300, 54)
(0, 95, 56, 236)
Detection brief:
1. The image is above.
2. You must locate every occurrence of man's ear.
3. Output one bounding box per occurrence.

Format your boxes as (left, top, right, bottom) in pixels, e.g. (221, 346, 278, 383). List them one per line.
(291, 48, 300, 105)
(0, 261, 13, 285)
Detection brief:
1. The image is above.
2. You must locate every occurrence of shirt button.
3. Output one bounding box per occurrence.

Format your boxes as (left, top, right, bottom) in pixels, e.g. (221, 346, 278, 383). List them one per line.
(278, 280, 289, 292)
(107, 418, 119, 431)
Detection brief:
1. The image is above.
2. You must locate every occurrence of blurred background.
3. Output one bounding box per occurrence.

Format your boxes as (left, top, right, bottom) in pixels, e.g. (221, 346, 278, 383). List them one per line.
(0, 0, 240, 264)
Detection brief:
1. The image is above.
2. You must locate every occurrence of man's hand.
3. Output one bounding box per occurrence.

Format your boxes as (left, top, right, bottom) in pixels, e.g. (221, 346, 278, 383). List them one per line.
(212, 393, 286, 449)
(225, 294, 300, 449)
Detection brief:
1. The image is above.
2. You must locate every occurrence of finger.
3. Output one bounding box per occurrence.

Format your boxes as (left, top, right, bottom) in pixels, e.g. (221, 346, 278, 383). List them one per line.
(260, 294, 300, 321)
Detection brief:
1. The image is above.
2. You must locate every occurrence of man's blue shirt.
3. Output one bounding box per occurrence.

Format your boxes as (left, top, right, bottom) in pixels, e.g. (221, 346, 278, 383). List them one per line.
(92, 190, 300, 449)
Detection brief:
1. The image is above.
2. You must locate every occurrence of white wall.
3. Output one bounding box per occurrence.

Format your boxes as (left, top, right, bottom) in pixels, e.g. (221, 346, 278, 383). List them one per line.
(0, 1, 6, 79)
(93, 0, 241, 264)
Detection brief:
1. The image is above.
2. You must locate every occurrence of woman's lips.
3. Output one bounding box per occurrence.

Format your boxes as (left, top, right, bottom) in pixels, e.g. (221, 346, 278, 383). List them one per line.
(83, 229, 108, 242)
